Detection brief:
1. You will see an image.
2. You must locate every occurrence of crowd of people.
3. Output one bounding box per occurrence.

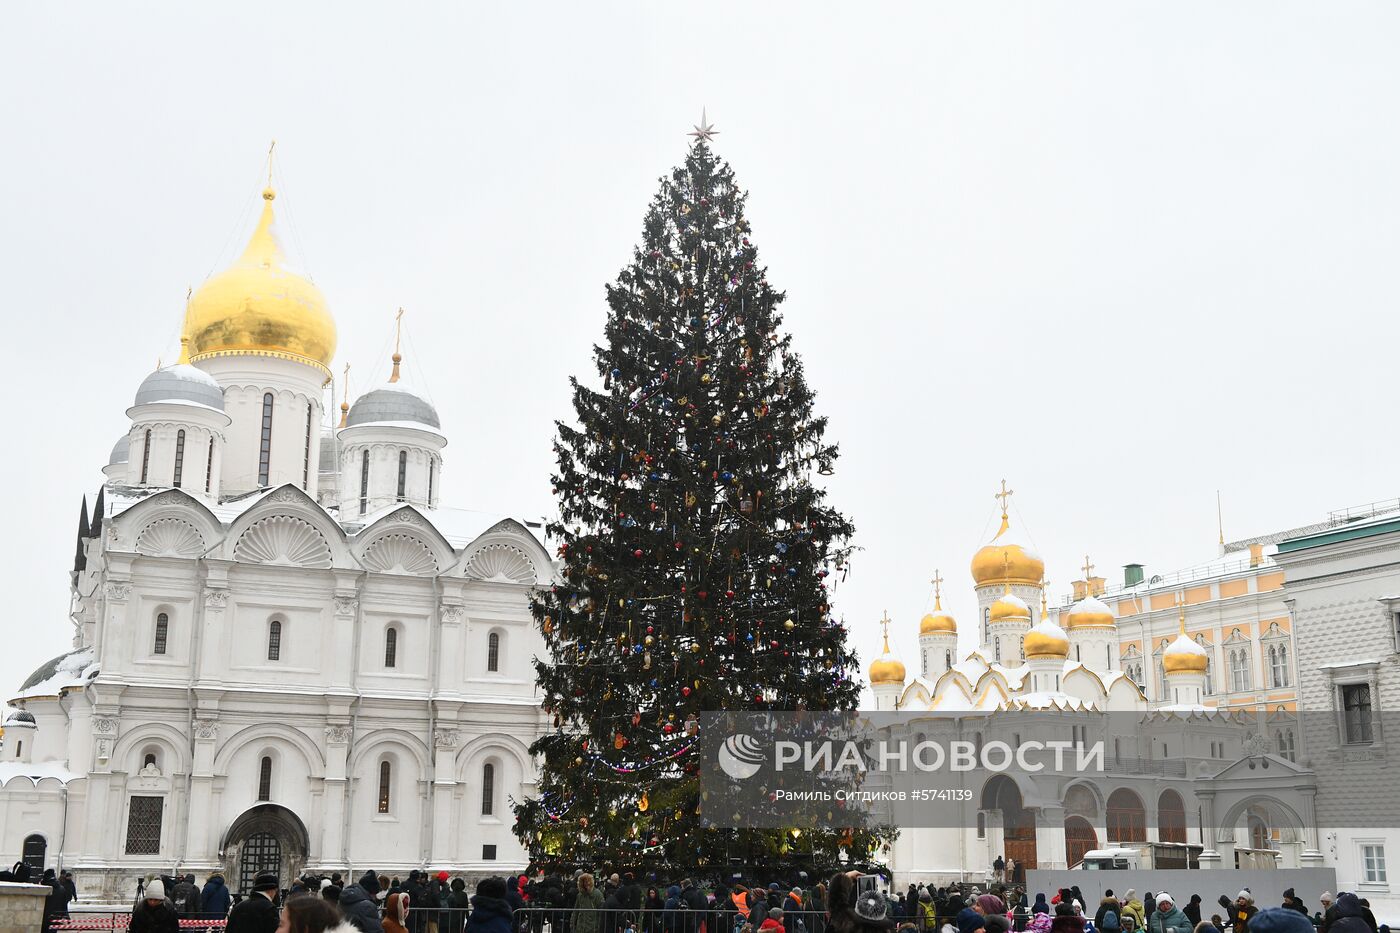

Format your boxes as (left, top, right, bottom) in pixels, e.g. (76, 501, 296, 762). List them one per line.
(13, 863, 1393, 933)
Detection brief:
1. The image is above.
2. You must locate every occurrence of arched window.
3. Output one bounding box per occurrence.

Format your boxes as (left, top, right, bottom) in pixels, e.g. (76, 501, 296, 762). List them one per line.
(140, 429, 153, 484)
(267, 619, 282, 661)
(377, 760, 392, 814)
(257, 756, 272, 801)
(1106, 788, 1147, 843)
(487, 632, 500, 672)
(359, 449, 370, 515)
(481, 762, 495, 816)
(302, 403, 313, 490)
(205, 436, 215, 492)
(173, 429, 186, 487)
(1158, 789, 1187, 844)
(1270, 645, 1289, 687)
(1230, 648, 1250, 692)
(258, 393, 274, 486)
(385, 627, 398, 668)
(143, 752, 157, 769)
(21, 834, 45, 871)
(397, 450, 408, 501)
(154, 612, 169, 655)
(976, 811, 986, 839)
(944, 649, 952, 668)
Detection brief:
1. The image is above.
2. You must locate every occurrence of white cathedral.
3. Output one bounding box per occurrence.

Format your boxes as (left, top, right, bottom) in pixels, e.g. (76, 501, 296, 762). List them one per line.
(0, 183, 552, 900)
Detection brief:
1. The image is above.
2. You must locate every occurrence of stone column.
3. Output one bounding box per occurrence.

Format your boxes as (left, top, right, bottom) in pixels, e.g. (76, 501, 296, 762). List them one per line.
(437, 603, 465, 688)
(1036, 804, 1068, 870)
(319, 724, 352, 871)
(329, 593, 360, 690)
(1299, 787, 1324, 866)
(198, 584, 230, 681)
(186, 719, 220, 863)
(1197, 791, 1222, 866)
(431, 728, 460, 864)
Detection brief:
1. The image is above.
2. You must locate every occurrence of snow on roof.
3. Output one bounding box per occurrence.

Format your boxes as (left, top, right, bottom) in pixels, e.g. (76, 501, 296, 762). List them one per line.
(993, 594, 1029, 611)
(109, 486, 546, 552)
(1002, 691, 1091, 711)
(1101, 545, 1280, 604)
(989, 663, 1029, 690)
(0, 760, 83, 784)
(14, 647, 96, 701)
(1165, 631, 1208, 657)
(1070, 595, 1113, 615)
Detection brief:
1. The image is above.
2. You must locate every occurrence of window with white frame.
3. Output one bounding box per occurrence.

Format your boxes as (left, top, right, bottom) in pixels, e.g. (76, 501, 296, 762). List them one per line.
(377, 759, 392, 815)
(481, 762, 495, 816)
(385, 626, 398, 668)
(487, 631, 500, 672)
(1269, 644, 1290, 688)
(124, 796, 163, 855)
(1342, 683, 1374, 745)
(258, 756, 272, 802)
(154, 612, 169, 656)
(267, 619, 282, 662)
(1362, 844, 1388, 884)
(1229, 648, 1250, 692)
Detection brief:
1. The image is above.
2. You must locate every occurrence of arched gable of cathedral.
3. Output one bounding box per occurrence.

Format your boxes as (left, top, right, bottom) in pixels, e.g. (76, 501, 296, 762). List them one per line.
(350, 729, 432, 777)
(898, 680, 932, 709)
(110, 489, 223, 559)
(353, 506, 456, 577)
(451, 519, 553, 585)
(212, 722, 326, 778)
(969, 671, 1011, 709)
(454, 731, 532, 779)
(1061, 665, 1109, 704)
(222, 485, 353, 570)
(111, 722, 192, 775)
(1106, 672, 1148, 707)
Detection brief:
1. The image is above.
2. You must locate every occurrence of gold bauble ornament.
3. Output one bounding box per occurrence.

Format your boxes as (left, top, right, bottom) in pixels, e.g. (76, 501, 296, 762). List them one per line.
(638, 793, 650, 812)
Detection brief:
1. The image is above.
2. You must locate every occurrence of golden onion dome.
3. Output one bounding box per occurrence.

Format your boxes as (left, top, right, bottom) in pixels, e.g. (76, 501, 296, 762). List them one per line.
(1024, 617, 1071, 659)
(186, 187, 336, 377)
(971, 513, 1045, 588)
(1163, 617, 1208, 674)
(989, 592, 1031, 623)
(868, 629, 906, 685)
(920, 609, 957, 635)
(1065, 594, 1116, 629)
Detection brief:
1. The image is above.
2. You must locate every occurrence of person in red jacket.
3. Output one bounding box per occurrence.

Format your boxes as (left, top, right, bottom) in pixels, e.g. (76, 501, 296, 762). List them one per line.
(761, 909, 787, 933)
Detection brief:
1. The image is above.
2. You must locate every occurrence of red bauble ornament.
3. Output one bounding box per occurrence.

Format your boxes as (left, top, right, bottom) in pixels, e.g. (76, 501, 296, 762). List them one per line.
(633, 549, 644, 558)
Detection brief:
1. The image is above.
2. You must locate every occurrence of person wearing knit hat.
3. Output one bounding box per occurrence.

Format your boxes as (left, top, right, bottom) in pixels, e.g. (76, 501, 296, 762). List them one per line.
(1247, 909, 1313, 933)
(226, 873, 280, 933)
(1228, 891, 1257, 933)
(1147, 895, 1190, 933)
(131, 878, 180, 933)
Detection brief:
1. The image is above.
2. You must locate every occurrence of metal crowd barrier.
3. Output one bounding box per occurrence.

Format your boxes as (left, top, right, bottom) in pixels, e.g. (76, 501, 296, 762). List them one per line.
(47, 917, 228, 932)
(510, 906, 833, 933)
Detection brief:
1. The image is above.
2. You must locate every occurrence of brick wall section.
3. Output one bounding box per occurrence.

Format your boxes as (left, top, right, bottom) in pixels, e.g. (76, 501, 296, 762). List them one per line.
(0, 883, 51, 933)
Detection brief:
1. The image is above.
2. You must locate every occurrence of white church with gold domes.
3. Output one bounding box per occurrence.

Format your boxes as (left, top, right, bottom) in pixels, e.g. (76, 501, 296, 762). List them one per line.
(867, 486, 1210, 716)
(859, 487, 1336, 884)
(0, 177, 550, 898)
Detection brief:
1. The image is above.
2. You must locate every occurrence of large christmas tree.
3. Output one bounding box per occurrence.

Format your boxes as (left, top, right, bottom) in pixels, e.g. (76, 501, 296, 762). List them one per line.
(514, 122, 883, 872)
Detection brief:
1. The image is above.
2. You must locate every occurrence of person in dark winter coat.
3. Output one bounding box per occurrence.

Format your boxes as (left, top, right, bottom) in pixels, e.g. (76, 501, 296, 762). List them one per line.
(445, 879, 472, 933)
(1323, 895, 1371, 933)
(228, 873, 281, 933)
(1280, 892, 1307, 917)
(1227, 893, 1257, 933)
(1097, 897, 1123, 932)
(1050, 904, 1084, 933)
(1247, 908, 1313, 933)
(1033, 896, 1050, 916)
(342, 872, 385, 933)
(467, 877, 516, 933)
(1184, 899, 1202, 928)
(131, 880, 182, 933)
(172, 874, 202, 917)
(202, 874, 233, 919)
(43, 869, 75, 927)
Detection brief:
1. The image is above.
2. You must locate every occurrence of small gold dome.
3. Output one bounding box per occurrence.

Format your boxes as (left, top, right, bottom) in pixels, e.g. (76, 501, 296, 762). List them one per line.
(1024, 619, 1070, 659)
(989, 593, 1030, 623)
(1065, 595, 1116, 629)
(185, 187, 337, 376)
(868, 626, 906, 685)
(1163, 626, 1208, 674)
(920, 611, 957, 635)
(971, 514, 1044, 588)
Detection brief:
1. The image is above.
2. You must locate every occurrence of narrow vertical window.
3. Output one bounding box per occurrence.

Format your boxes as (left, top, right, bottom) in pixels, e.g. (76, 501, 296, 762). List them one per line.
(257, 756, 272, 801)
(258, 393, 274, 486)
(385, 627, 398, 668)
(267, 619, 282, 661)
(487, 632, 500, 672)
(359, 449, 369, 515)
(154, 613, 169, 655)
(140, 429, 152, 484)
(396, 450, 408, 501)
(205, 437, 215, 492)
(481, 762, 495, 815)
(173, 430, 186, 487)
(377, 760, 391, 814)
(1343, 683, 1374, 744)
(302, 403, 313, 490)
(427, 460, 434, 507)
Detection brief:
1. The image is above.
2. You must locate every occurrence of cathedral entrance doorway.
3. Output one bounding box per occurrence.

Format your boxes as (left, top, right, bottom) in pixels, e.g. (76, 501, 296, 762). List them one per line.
(220, 804, 310, 895)
(982, 774, 1037, 871)
(1064, 816, 1097, 868)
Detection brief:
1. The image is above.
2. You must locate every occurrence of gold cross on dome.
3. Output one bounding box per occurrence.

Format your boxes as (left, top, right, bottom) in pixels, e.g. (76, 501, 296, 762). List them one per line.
(930, 569, 944, 601)
(994, 479, 1014, 517)
(1081, 555, 1095, 581)
(879, 611, 891, 639)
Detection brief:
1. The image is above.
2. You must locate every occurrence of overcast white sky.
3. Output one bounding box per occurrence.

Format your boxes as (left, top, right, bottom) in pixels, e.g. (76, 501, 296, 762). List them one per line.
(3, 3, 1399, 699)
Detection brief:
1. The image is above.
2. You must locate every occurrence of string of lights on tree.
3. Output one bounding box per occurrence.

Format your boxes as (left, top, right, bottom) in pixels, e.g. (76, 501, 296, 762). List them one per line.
(512, 114, 891, 871)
